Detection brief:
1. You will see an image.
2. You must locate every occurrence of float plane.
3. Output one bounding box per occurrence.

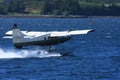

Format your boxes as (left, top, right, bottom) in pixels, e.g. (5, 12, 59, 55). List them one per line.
(3, 24, 95, 49)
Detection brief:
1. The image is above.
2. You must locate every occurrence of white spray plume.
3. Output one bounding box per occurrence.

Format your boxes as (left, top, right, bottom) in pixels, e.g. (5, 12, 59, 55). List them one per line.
(0, 48, 61, 59)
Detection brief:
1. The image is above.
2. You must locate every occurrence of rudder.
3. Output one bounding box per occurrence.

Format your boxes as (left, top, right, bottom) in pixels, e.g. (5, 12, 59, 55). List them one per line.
(12, 24, 25, 44)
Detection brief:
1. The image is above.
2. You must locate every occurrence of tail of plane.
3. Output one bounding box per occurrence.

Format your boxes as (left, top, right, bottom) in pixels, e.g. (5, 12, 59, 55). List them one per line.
(12, 24, 25, 44)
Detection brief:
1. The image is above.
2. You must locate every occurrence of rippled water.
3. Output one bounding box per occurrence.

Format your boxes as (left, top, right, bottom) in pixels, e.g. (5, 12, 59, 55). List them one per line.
(0, 18, 120, 80)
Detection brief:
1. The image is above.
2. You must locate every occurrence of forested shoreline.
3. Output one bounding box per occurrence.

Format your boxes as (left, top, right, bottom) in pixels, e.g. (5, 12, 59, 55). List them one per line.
(0, 0, 120, 16)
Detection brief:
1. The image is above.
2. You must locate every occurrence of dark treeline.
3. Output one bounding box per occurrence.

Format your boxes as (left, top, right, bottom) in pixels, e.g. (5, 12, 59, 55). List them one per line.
(0, 0, 120, 16)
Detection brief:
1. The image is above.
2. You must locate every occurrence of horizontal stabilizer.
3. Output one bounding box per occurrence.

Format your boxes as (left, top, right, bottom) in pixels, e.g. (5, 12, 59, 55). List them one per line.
(3, 36, 12, 39)
(5, 30, 27, 35)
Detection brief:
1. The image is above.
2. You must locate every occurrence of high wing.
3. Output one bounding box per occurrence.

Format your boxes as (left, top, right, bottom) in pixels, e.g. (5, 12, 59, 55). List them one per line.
(3, 29, 94, 39)
(50, 29, 95, 37)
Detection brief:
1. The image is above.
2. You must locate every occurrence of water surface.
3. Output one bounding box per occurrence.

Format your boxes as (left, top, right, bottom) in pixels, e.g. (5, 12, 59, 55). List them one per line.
(0, 18, 120, 80)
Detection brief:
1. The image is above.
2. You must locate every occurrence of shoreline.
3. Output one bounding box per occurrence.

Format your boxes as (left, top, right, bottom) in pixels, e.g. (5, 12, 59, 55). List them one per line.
(0, 15, 120, 18)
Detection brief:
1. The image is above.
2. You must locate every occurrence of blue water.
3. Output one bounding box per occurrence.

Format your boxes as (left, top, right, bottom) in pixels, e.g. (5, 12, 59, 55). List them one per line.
(0, 18, 120, 80)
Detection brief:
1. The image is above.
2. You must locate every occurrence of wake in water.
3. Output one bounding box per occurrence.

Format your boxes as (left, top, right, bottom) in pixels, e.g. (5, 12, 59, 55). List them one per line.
(0, 48, 61, 59)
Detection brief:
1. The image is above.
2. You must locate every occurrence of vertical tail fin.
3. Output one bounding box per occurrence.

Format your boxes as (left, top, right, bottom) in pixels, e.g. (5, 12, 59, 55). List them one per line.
(12, 24, 25, 43)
